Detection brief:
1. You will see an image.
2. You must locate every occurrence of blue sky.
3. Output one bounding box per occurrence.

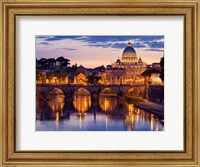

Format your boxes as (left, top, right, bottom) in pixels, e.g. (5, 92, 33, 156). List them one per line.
(36, 36, 164, 68)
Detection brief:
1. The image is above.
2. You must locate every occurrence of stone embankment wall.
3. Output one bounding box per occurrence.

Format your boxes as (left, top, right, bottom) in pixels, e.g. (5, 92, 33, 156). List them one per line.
(148, 85, 164, 105)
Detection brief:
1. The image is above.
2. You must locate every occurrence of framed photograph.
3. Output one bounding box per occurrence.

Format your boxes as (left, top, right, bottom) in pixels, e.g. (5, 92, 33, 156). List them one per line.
(36, 35, 164, 132)
(1, 0, 199, 166)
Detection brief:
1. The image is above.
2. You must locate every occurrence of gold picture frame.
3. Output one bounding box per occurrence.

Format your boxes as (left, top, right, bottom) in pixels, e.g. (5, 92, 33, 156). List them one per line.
(0, 0, 199, 166)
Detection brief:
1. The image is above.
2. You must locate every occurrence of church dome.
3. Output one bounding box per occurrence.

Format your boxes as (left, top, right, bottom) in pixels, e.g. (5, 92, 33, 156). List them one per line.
(138, 57, 142, 62)
(116, 57, 121, 63)
(122, 41, 137, 57)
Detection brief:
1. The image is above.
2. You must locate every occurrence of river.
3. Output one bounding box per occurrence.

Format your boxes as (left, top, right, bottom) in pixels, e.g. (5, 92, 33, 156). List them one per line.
(36, 93, 164, 131)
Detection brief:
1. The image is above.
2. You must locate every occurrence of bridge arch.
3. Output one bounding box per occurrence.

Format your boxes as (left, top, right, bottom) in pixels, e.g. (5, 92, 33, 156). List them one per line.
(74, 87, 91, 96)
(124, 87, 144, 97)
(36, 90, 46, 100)
(46, 87, 65, 99)
(73, 88, 91, 113)
(99, 87, 118, 97)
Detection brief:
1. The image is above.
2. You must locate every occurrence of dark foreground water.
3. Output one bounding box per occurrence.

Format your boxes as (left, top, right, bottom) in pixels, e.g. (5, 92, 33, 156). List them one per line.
(36, 95, 164, 131)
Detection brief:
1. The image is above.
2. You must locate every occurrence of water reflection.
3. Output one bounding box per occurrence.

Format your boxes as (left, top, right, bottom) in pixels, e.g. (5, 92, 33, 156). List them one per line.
(99, 96, 117, 112)
(73, 95, 91, 113)
(124, 104, 159, 131)
(36, 92, 164, 131)
(48, 95, 65, 113)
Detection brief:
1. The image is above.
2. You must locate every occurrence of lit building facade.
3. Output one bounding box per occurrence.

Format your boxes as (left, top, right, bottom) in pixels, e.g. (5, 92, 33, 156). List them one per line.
(112, 41, 147, 84)
(73, 72, 88, 85)
(105, 68, 126, 85)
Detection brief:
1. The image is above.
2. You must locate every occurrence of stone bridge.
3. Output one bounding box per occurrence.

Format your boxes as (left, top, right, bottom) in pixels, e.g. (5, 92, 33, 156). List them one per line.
(36, 84, 146, 99)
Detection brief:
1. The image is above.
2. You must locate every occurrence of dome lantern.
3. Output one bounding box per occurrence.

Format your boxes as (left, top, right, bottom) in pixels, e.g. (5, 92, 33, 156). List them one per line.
(128, 41, 132, 46)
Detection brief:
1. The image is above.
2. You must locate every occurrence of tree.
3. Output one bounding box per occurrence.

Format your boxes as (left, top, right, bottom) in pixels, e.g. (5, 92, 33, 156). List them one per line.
(36, 71, 42, 81)
(59, 70, 68, 78)
(87, 75, 101, 85)
(160, 57, 164, 82)
(46, 71, 54, 80)
(58, 70, 68, 83)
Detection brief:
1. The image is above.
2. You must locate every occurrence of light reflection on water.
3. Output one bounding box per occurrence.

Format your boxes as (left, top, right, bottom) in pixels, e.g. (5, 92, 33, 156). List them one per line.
(73, 95, 91, 113)
(36, 94, 164, 131)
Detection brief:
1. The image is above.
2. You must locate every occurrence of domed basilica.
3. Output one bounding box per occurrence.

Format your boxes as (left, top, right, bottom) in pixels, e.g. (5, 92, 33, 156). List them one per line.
(112, 41, 147, 84)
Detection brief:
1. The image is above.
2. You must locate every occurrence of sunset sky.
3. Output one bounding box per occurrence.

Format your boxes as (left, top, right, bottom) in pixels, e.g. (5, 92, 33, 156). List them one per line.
(36, 36, 164, 68)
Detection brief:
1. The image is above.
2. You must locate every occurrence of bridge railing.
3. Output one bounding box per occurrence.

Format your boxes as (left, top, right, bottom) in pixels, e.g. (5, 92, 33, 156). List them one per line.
(36, 83, 145, 87)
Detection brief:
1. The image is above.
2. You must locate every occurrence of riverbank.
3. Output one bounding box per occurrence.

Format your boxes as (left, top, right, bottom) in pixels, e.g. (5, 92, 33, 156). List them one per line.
(135, 99, 164, 119)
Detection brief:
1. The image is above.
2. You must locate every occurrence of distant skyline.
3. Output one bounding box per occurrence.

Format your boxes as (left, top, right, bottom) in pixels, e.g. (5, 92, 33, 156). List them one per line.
(36, 36, 164, 68)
